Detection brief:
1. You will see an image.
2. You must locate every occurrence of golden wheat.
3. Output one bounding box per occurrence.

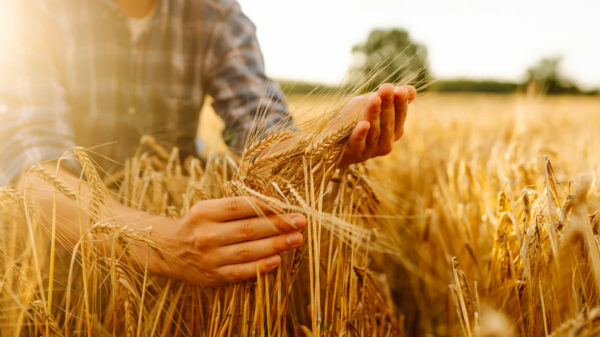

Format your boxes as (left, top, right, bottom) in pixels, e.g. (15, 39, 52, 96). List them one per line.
(0, 92, 599, 336)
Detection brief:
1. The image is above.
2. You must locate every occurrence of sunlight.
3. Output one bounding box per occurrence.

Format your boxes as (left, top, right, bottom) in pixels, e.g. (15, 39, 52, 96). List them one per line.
(0, 2, 15, 59)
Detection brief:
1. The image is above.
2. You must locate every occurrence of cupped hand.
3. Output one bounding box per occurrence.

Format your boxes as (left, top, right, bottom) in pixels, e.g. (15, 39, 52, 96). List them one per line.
(336, 83, 417, 167)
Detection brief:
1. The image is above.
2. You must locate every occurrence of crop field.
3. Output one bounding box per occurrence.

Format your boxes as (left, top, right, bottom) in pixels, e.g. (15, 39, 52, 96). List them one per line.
(1, 92, 600, 336)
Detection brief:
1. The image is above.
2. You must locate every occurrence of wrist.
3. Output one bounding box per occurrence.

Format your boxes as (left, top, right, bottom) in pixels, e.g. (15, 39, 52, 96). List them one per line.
(129, 214, 178, 276)
(108, 199, 178, 275)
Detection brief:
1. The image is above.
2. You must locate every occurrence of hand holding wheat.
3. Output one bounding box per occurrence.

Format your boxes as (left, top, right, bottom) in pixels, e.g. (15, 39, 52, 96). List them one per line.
(147, 196, 307, 287)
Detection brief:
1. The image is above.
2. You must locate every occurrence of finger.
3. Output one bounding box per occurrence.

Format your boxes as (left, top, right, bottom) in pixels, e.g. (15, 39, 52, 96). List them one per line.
(394, 86, 409, 140)
(213, 231, 303, 266)
(363, 93, 382, 156)
(190, 196, 280, 222)
(345, 120, 370, 157)
(217, 213, 307, 246)
(217, 254, 281, 283)
(402, 85, 417, 103)
(377, 84, 395, 155)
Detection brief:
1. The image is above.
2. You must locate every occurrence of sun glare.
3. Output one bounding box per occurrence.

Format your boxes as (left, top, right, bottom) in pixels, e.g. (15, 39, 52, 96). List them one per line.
(0, 2, 15, 57)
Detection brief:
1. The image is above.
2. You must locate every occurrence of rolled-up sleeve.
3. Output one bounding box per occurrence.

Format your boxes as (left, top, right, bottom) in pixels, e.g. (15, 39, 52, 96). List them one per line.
(204, 0, 292, 152)
(0, 2, 76, 185)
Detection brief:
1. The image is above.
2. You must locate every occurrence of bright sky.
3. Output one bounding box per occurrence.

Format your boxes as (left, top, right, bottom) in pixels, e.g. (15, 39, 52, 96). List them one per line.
(238, 0, 600, 89)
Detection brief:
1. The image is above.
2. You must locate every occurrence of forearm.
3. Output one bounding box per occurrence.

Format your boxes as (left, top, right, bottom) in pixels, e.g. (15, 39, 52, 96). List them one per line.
(16, 162, 160, 251)
(14, 162, 306, 286)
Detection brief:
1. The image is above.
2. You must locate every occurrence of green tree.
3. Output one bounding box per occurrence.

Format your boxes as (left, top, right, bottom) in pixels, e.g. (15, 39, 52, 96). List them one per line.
(350, 29, 430, 92)
(525, 56, 581, 94)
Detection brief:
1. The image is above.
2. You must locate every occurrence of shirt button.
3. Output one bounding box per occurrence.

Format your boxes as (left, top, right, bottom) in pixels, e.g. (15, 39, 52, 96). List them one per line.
(128, 106, 136, 115)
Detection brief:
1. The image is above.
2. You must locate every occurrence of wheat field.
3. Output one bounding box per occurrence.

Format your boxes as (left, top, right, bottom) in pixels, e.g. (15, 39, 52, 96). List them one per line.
(1, 92, 599, 336)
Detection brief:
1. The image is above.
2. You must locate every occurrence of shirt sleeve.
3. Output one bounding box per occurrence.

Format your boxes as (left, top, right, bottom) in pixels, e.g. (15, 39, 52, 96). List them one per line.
(203, 0, 293, 152)
(0, 1, 77, 186)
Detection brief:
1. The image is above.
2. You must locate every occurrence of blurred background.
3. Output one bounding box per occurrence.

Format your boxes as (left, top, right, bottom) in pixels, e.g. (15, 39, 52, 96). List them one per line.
(1, 0, 597, 95)
(238, 0, 600, 95)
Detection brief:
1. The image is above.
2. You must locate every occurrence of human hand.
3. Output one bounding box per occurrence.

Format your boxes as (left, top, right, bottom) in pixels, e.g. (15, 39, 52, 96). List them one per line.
(336, 84, 417, 167)
(148, 197, 306, 287)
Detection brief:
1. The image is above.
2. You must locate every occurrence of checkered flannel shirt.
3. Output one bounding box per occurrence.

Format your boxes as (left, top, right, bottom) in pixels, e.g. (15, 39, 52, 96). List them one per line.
(0, 0, 290, 185)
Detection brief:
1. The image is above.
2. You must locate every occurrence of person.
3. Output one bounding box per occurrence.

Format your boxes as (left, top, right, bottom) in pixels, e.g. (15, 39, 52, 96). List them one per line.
(0, 0, 417, 287)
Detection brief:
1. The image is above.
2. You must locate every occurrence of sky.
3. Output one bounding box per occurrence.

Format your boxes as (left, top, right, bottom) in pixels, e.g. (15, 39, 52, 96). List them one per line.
(238, 0, 600, 89)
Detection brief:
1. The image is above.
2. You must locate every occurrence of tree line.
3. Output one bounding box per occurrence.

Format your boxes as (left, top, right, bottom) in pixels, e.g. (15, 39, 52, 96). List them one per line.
(280, 29, 598, 96)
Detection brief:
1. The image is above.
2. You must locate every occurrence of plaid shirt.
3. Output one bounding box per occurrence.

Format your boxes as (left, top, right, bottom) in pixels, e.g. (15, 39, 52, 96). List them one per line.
(0, 0, 290, 185)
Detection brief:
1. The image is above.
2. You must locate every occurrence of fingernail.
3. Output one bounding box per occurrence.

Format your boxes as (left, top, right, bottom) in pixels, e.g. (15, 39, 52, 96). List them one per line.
(286, 232, 303, 246)
(266, 255, 281, 268)
(291, 215, 307, 229)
